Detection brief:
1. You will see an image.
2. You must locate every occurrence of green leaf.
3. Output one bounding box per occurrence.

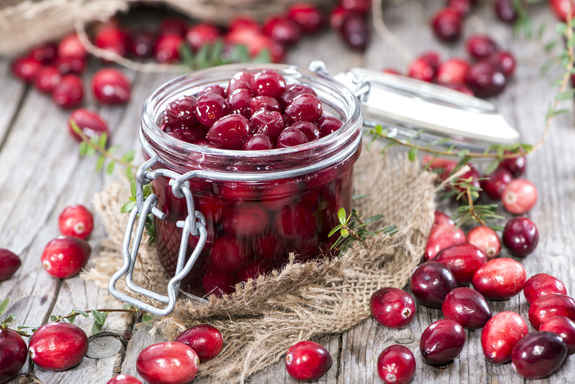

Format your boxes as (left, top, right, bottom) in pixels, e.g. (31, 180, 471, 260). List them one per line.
(328, 225, 342, 237)
(228, 45, 250, 63)
(195, 44, 211, 69)
(337, 208, 347, 225)
(106, 161, 116, 175)
(179, 43, 195, 68)
(96, 156, 105, 172)
(252, 49, 271, 63)
(407, 148, 417, 162)
(98, 133, 108, 149)
(485, 159, 501, 174)
(141, 312, 153, 323)
(340, 228, 350, 238)
(91, 310, 108, 334)
(0, 298, 9, 317)
(121, 150, 135, 163)
(79, 142, 89, 156)
(121, 200, 136, 213)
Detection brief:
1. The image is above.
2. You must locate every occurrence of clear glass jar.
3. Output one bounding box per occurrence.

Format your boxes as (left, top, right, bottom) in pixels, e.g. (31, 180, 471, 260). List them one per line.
(139, 64, 362, 297)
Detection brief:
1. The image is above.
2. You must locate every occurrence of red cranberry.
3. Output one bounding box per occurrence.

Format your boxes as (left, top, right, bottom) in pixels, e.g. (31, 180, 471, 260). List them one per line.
(219, 181, 258, 201)
(107, 374, 142, 384)
(511, 332, 567, 379)
(30, 322, 88, 371)
(370, 288, 416, 328)
(41, 236, 91, 279)
(341, 0, 371, 13)
(52, 75, 84, 109)
(502, 179, 537, 214)
(195, 93, 227, 128)
(137, 342, 199, 384)
(226, 27, 285, 63)
(383, 68, 402, 75)
(245, 134, 273, 150)
(129, 30, 156, 58)
(176, 324, 223, 361)
(490, 50, 517, 78)
(285, 93, 323, 122)
(154, 34, 183, 63)
(253, 70, 286, 98)
(250, 96, 280, 113)
(447, 0, 472, 16)
(340, 13, 370, 51)
(229, 16, 260, 33)
(0, 248, 21, 281)
(280, 84, 316, 106)
(408, 56, 437, 82)
(206, 114, 250, 149)
(541, 316, 575, 354)
(160, 18, 188, 37)
(466, 35, 498, 61)
(163, 96, 197, 131)
(420, 319, 466, 365)
(263, 16, 301, 45)
(453, 163, 481, 194)
(285, 341, 332, 381)
(0, 328, 27, 383)
(277, 126, 310, 147)
(499, 151, 526, 177)
(481, 311, 528, 363)
(34, 66, 61, 93)
(502, 217, 539, 257)
(209, 236, 246, 272)
(424, 211, 465, 260)
(472, 258, 526, 300)
(202, 269, 236, 296)
(410, 261, 456, 308)
(437, 58, 470, 85)
(448, 83, 474, 95)
(68, 109, 109, 142)
(227, 88, 252, 117)
(186, 23, 220, 51)
(550, 0, 575, 21)
(249, 110, 284, 141)
(11, 56, 41, 83)
(58, 205, 94, 239)
(276, 200, 317, 238)
(291, 121, 320, 141)
(422, 155, 455, 181)
(288, 3, 323, 33)
(56, 57, 86, 75)
(431, 8, 463, 43)
(228, 71, 254, 94)
(442, 287, 491, 329)
(529, 294, 575, 329)
(29, 42, 58, 65)
(223, 204, 268, 236)
(495, 0, 518, 22)
(465, 60, 507, 98)
(480, 168, 512, 200)
(436, 243, 487, 285)
(377, 345, 415, 384)
(524, 273, 567, 305)
(92, 68, 131, 104)
(95, 22, 129, 57)
(319, 116, 343, 137)
(58, 34, 87, 60)
(466, 226, 501, 258)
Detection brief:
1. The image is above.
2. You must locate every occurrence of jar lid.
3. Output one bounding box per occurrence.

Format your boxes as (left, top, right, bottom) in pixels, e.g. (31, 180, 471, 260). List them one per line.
(327, 66, 520, 152)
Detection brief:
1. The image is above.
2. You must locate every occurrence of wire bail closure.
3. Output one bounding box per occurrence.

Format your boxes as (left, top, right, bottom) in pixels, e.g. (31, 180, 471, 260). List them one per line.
(109, 155, 209, 316)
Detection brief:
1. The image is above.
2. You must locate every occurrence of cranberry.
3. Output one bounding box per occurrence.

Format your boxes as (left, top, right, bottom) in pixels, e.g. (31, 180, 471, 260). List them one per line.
(480, 168, 512, 200)
(383, 68, 402, 75)
(472, 258, 526, 300)
(202, 269, 236, 296)
(245, 134, 273, 150)
(129, 30, 156, 58)
(437, 58, 470, 85)
(253, 70, 286, 98)
(277, 127, 310, 147)
(29, 42, 58, 65)
(499, 151, 526, 177)
(11, 56, 41, 83)
(58, 204, 94, 239)
(377, 345, 415, 384)
(41, 236, 91, 278)
(263, 16, 301, 45)
(0, 249, 21, 281)
(436, 243, 487, 285)
(502, 178, 537, 214)
(223, 204, 268, 236)
(529, 294, 575, 329)
(370, 288, 416, 328)
(227, 88, 252, 117)
(420, 319, 466, 365)
(228, 71, 254, 94)
(431, 8, 463, 43)
(209, 236, 246, 272)
(229, 16, 260, 33)
(52, 75, 84, 109)
(285, 341, 332, 381)
(206, 114, 250, 149)
(285, 93, 323, 122)
(137, 342, 199, 384)
(422, 155, 455, 181)
(186, 23, 220, 50)
(291, 121, 320, 141)
(58, 34, 87, 60)
(276, 200, 317, 238)
(34, 66, 61, 93)
(442, 287, 491, 329)
(424, 211, 466, 260)
(511, 332, 567, 379)
(466, 226, 501, 258)
(163, 96, 197, 131)
(68, 109, 109, 142)
(410, 261, 456, 308)
(540, 316, 575, 354)
(524, 273, 567, 305)
(454, 163, 481, 194)
(249, 110, 284, 141)
(0, 329, 27, 382)
(447, 0, 472, 16)
(92, 68, 131, 104)
(465, 60, 507, 98)
(340, 13, 369, 51)
(481, 311, 528, 363)
(288, 3, 323, 33)
(490, 50, 517, 78)
(448, 83, 474, 95)
(550, 0, 575, 21)
(226, 27, 285, 63)
(29, 322, 87, 371)
(502, 217, 539, 257)
(319, 116, 343, 137)
(408, 56, 437, 82)
(280, 84, 316, 106)
(95, 22, 129, 57)
(466, 35, 498, 61)
(495, 0, 518, 22)
(107, 374, 142, 384)
(56, 57, 86, 75)
(195, 93, 227, 128)
(341, 0, 371, 13)
(154, 34, 183, 63)
(201, 85, 226, 98)
(250, 96, 280, 113)
(176, 324, 223, 362)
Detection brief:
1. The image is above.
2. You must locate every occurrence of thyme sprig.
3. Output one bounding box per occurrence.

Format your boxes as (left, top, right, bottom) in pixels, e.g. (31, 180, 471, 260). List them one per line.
(329, 208, 397, 251)
(179, 41, 271, 70)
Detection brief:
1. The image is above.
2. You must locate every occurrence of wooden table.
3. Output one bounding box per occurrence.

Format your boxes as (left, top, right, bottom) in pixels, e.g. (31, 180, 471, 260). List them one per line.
(1, 1, 574, 383)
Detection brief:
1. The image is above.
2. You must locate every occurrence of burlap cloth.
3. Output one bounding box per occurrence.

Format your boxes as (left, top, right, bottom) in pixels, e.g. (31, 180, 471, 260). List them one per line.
(82, 144, 436, 383)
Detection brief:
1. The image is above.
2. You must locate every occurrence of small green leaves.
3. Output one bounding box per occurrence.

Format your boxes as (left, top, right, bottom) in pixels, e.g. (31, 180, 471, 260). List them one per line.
(329, 208, 396, 251)
(337, 207, 347, 225)
(91, 310, 108, 334)
(0, 298, 9, 317)
(408, 148, 417, 162)
(179, 40, 269, 70)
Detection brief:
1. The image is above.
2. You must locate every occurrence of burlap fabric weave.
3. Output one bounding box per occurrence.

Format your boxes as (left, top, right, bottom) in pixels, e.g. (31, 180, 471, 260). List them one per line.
(83, 145, 436, 383)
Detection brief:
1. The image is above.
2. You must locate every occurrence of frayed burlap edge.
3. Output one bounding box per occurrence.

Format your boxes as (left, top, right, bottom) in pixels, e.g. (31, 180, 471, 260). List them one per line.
(82, 144, 436, 383)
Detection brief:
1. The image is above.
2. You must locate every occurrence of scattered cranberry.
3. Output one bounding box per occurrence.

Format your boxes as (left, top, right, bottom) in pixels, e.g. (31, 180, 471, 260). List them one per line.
(0, 328, 27, 382)
(340, 13, 369, 51)
(420, 319, 466, 365)
(502, 179, 537, 214)
(408, 56, 437, 82)
(431, 8, 463, 43)
(502, 217, 539, 257)
(422, 155, 455, 181)
(466, 35, 498, 61)
(229, 16, 260, 32)
(107, 374, 142, 384)
(529, 294, 575, 329)
(540, 316, 575, 354)
(253, 70, 286, 98)
(29, 42, 58, 65)
(56, 57, 86, 75)
(511, 332, 568, 379)
(465, 60, 507, 98)
(137, 342, 199, 384)
(226, 26, 285, 63)
(186, 24, 220, 51)
(95, 22, 129, 57)
(176, 324, 223, 362)
(341, 0, 371, 12)
(0, 248, 21, 281)
(442, 287, 491, 329)
(58, 205, 94, 239)
(377, 345, 416, 384)
(437, 58, 470, 85)
(330, 6, 348, 31)
(68, 109, 109, 142)
(58, 34, 87, 60)
(160, 18, 188, 37)
(29, 322, 88, 371)
(466, 226, 501, 258)
(195, 93, 228, 128)
(52, 75, 84, 109)
(155, 34, 183, 63)
(424, 211, 466, 260)
(319, 116, 343, 137)
(370, 288, 416, 328)
(481, 311, 528, 363)
(206, 114, 251, 149)
(92, 68, 131, 104)
(41, 236, 91, 278)
(495, 0, 518, 22)
(34, 66, 61, 93)
(499, 151, 526, 177)
(285, 341, 332, 381)
(11, 56, 41, 83)
(447, 0, 472, 16)
(524, 273, 567, 305)
(288, 3, 323, 33)
(129, 30, 156, 58)
(480, 168, 512, 200)
(490, 51, 517, 78)
(436, 243, 487, 285)
(410, 261, 456, 308)
(263, 16, 301, 45)
(550, 0, 575, 21)
(472, 258, 526, 300)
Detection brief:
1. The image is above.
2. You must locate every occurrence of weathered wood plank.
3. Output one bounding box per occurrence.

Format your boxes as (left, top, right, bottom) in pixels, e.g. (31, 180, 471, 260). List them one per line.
(0, 60, 27, 148)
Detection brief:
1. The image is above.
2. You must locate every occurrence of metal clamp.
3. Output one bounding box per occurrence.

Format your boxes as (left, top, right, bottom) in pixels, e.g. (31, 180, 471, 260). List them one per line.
(109, 155, 209, 316)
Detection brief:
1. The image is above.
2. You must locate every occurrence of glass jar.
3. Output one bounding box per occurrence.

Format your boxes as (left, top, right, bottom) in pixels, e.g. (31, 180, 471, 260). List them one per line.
(139, 64, 362, 297)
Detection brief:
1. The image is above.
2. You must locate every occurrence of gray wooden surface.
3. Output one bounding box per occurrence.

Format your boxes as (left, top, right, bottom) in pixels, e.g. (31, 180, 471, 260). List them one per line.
(1, 0, 574, 383)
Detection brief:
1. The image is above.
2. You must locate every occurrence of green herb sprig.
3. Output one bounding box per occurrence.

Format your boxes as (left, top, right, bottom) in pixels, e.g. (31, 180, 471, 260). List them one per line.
(179, 41, 270, 70)
(329, 208, 397, 251)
